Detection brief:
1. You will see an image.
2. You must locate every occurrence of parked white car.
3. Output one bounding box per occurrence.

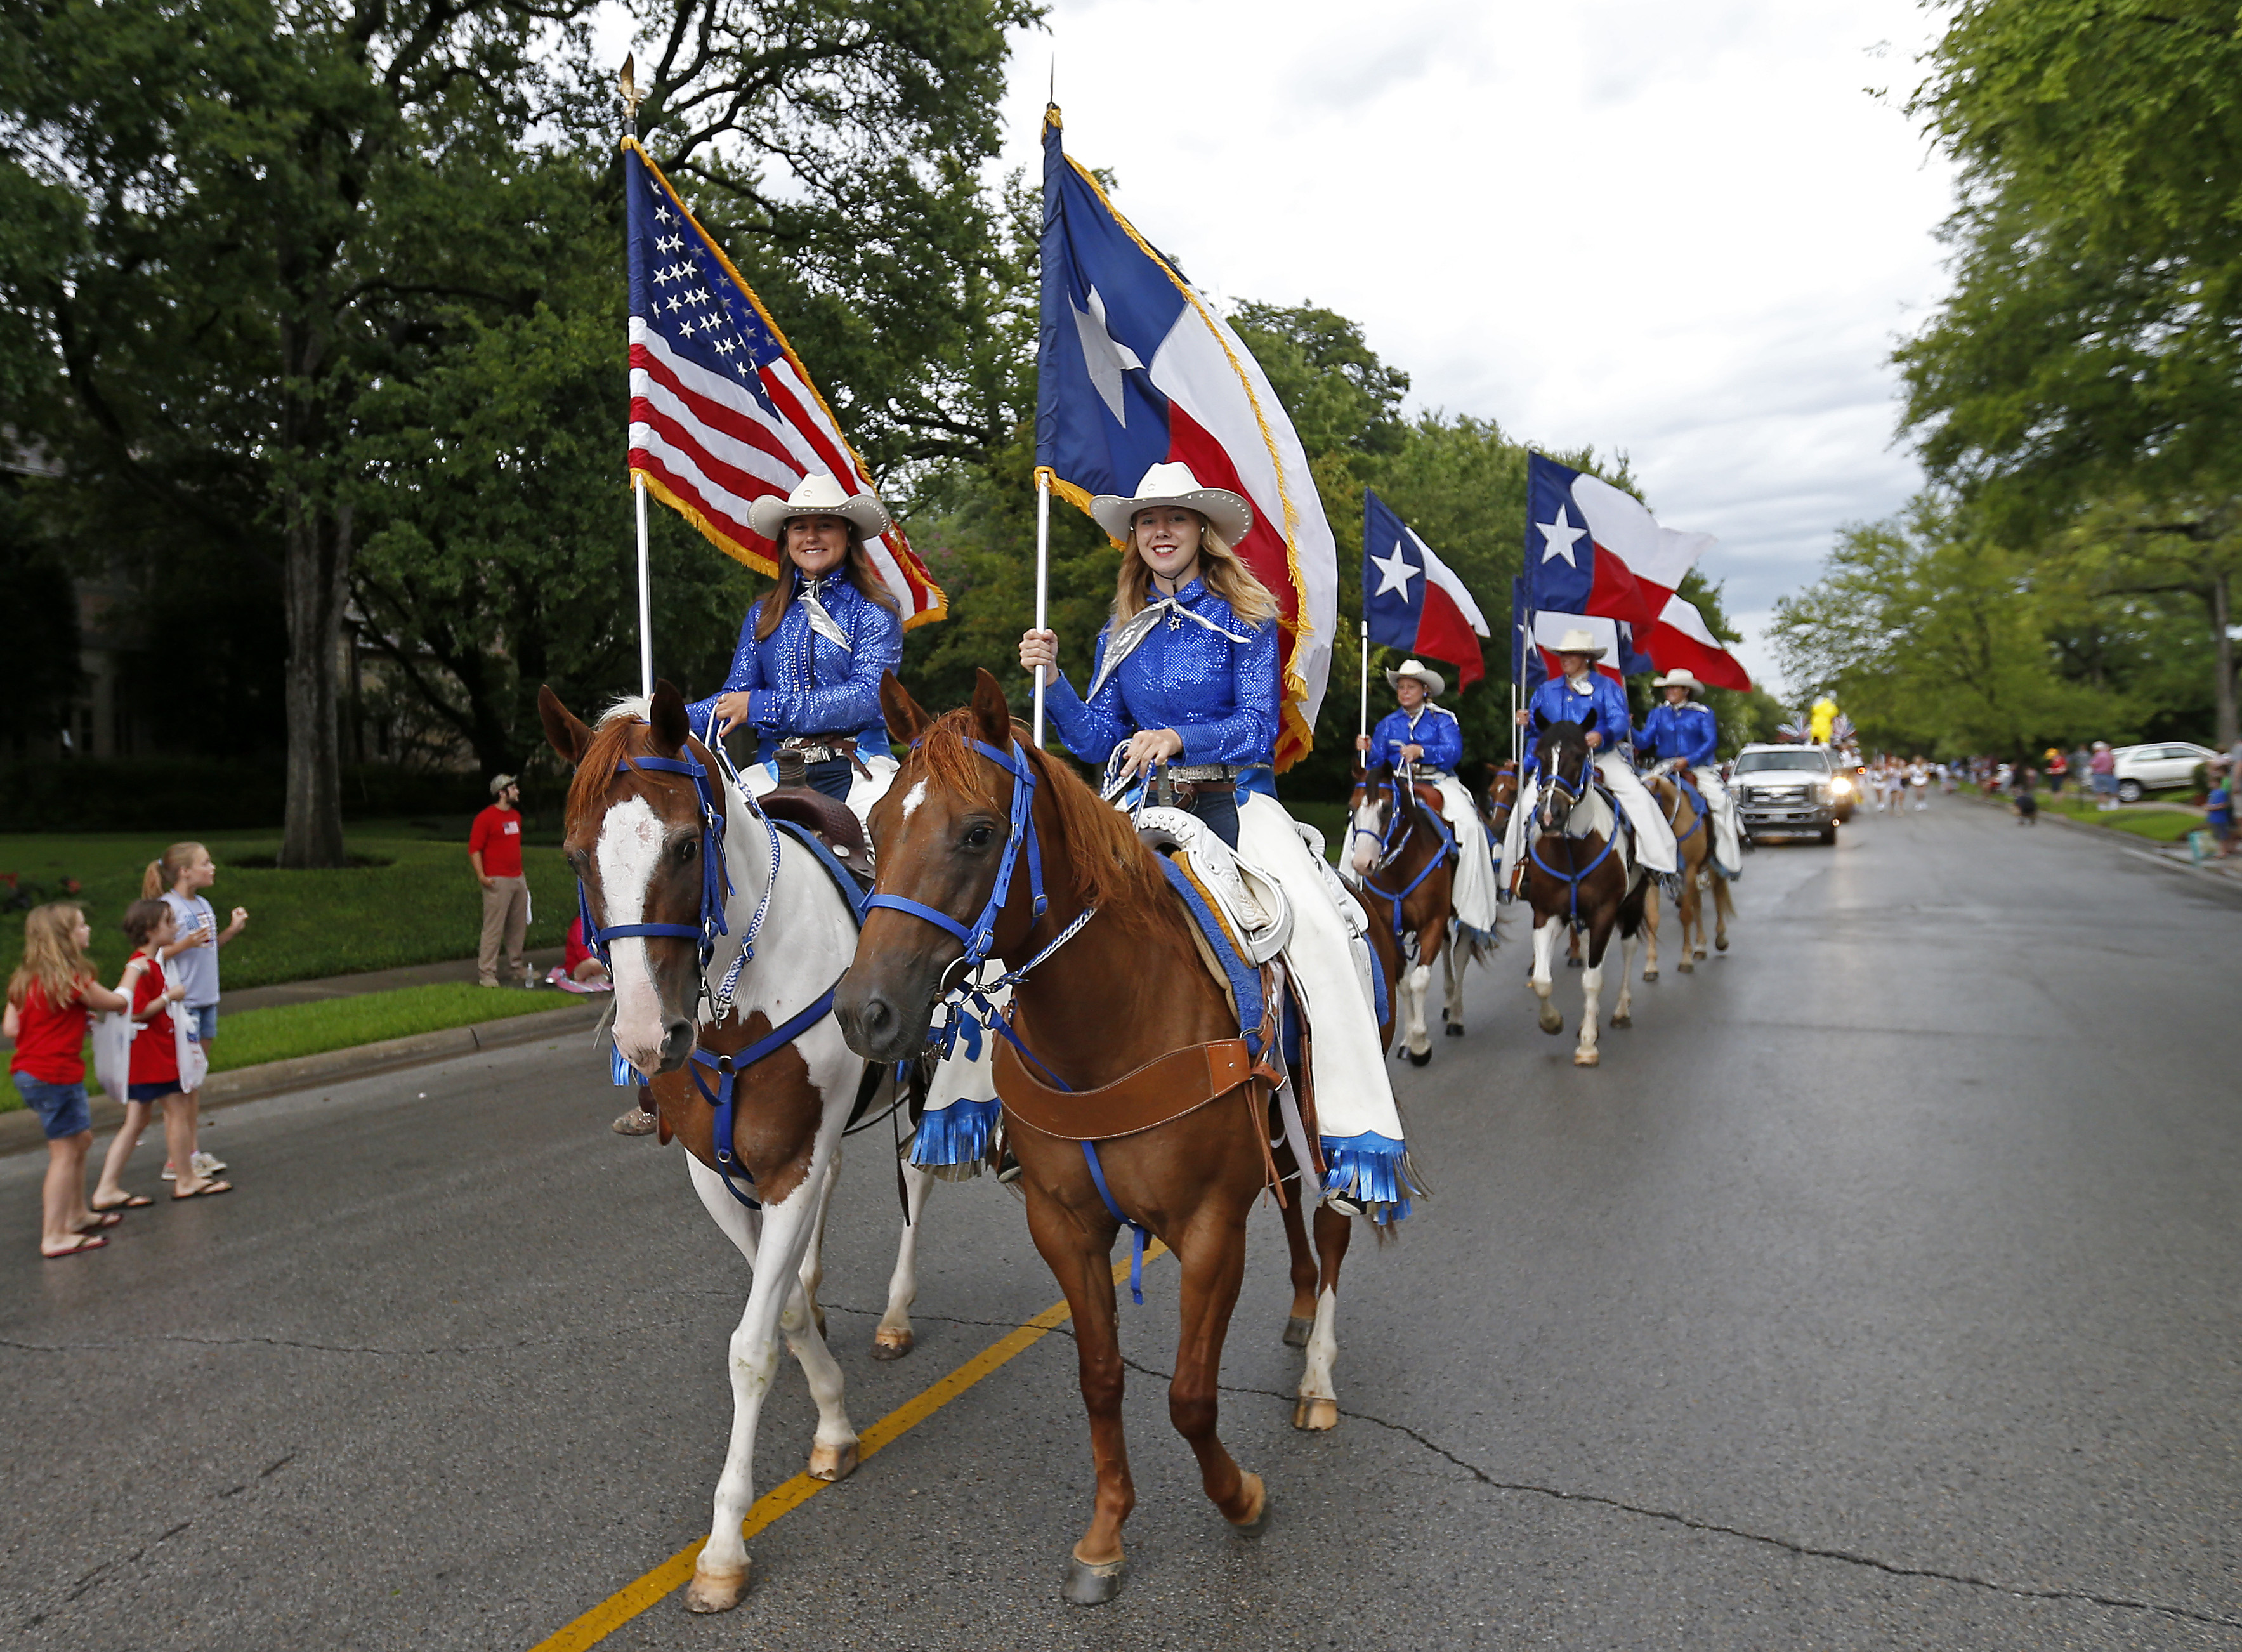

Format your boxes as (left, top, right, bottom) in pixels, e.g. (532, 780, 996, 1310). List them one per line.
(2111, 741, 2217, 804)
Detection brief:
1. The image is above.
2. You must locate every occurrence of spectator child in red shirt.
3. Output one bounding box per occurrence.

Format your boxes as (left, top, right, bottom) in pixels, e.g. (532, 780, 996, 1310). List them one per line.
(91, 900, 230, 1208)
(6, 902, 138, 1257)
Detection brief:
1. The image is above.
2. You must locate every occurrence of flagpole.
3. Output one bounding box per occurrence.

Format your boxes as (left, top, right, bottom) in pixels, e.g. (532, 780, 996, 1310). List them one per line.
(620, 59, 653, 701)
(1032, 466, 1053, 746)
(1358, 619, 1370, 746)
(634, 476, 654, 698)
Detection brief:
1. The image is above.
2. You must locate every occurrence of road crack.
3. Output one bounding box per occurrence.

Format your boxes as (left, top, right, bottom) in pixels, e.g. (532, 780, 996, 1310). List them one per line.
(1088, 1346, 2241, 1634)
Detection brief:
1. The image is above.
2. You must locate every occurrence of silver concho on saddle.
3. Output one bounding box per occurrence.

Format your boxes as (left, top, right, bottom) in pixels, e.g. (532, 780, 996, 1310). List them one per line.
(1134, 807, 1291, 963)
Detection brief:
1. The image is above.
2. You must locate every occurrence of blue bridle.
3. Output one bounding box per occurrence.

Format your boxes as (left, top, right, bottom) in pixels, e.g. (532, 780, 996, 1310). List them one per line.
(1350, 768, 1456, 943)
(865, 735, 1149, 1293)
(1527, 746, 1630, 928)
(575, 719, 842, 1212)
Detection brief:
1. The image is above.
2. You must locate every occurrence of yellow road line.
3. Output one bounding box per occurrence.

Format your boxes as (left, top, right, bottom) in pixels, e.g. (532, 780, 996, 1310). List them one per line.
(529, 1242, 1169, 1652)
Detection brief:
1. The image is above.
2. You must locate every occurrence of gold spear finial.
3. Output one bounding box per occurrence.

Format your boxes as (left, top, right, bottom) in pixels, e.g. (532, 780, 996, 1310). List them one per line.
(619, 54, 645, 134)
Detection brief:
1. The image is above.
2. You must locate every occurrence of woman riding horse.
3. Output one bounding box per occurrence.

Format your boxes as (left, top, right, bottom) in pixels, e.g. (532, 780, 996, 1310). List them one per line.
(1636, 666, 1743, 880)
(1502, 628, 1679, 892)
(685, 473, 902, 806)
(1356, 657, 1500, 939)
(1019, 461, 1412, 1217)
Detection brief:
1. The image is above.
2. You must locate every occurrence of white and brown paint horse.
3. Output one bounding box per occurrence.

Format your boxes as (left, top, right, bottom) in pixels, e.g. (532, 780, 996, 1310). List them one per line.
(541, 682, 954, 1615)
(1346, 763, 1469, 1061)
(1519, 721, 1651, 1067)
(1639, 768, 1734, 979)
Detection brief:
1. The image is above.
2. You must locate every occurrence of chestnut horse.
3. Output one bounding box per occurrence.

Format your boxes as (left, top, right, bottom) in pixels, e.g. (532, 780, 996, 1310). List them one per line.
(1347, 764, 1454, 1063)
(1639, 769, 1710, 981)
(836, 671, 1364, 1605)
(542, 683, 955, 1616)
(1519, 721, 1651, 1066)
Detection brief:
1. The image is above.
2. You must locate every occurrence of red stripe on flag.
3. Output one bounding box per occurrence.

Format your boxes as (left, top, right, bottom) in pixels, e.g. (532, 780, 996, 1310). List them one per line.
(632, 345, 803, 473)
(1162, 405, 1299, 627)
(1414, 584, 1486, 687)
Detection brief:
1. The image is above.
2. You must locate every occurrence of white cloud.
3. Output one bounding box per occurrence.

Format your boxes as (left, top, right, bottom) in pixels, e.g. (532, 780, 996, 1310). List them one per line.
(997, 0, 1954, 697)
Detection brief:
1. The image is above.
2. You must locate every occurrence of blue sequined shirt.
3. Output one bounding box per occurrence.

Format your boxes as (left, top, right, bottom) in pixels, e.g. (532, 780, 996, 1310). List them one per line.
(1368, 704, 1462, 771)
(1636, 702, 1718, 768)
(684, 575, 903, 764)
(1523, 672, 1633, 773)
(1042, 578, 1280, 778)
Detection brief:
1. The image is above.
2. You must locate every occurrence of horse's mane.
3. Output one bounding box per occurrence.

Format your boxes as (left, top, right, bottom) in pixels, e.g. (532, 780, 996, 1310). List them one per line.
(912, 707, 1170, 934)
(565, 697, 657, 819)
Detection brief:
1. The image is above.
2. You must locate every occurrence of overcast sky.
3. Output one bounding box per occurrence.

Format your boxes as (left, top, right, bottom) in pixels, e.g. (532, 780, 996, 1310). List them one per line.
(989, 0, 1957, 692)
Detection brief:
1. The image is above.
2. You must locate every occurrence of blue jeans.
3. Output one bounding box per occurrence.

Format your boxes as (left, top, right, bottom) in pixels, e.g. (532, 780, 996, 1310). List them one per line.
(185, 1004, 217, 1042)
(10, 1073, 91, 1139)
(1184, 787, 1240, 849)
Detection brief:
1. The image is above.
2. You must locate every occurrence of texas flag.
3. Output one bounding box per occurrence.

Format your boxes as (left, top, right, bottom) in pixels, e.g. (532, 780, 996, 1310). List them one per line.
(1363, 490, 1488, 687)
(1526, 452, 1748, 690)
(1037, 106, 1337, 770)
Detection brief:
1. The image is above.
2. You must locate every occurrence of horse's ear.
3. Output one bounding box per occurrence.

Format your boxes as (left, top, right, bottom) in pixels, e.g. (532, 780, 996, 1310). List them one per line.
(881, 670, 933, 748)
(970, 668, 1012, 748)
(538, 685, 593, 766)
(649, 679, 690, 755)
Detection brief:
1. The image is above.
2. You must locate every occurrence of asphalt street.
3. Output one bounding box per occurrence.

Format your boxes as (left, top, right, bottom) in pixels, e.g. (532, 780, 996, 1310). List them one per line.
(3, 798, 2237, 1650)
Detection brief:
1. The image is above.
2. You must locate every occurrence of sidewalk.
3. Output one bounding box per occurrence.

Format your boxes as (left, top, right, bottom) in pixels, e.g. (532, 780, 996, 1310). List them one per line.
(220, 947, 567, 1013)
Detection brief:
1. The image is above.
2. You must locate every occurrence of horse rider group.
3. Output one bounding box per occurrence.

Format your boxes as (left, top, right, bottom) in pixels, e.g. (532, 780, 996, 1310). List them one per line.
(1498, 628, 1743, 893)
(678, 461, 1741, 1215)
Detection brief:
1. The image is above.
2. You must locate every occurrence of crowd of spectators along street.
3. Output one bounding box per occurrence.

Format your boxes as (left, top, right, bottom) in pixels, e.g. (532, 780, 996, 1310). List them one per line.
(6, 843, 242, 1259)
(1929, 740, 2241, 853)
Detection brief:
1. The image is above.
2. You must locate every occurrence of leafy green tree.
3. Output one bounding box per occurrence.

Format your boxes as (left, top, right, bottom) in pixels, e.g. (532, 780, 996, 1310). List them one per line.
(1896, 0, 2242, 742)
(1772, 500, 2111, 756)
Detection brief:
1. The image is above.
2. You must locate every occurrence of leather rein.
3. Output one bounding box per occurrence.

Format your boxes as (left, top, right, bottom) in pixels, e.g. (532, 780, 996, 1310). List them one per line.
(1350, 765, 1455, 941)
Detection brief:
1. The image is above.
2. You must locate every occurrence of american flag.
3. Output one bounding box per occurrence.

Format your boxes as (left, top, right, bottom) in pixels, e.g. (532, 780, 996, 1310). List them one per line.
(624, 140, 946, 627)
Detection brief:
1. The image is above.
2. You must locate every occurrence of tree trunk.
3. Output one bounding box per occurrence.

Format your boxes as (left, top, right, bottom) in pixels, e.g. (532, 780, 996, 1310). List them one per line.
(2213, 567, 2238, 751)
(280, 501, 351, 869)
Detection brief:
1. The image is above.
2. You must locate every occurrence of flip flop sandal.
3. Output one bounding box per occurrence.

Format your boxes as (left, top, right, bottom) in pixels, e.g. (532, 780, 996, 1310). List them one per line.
(42, 1233, 108, 1259)
(91, 1194, 154, 1212)
(171, 1180, 233, 1201)
(76, 1211, 124, 1231)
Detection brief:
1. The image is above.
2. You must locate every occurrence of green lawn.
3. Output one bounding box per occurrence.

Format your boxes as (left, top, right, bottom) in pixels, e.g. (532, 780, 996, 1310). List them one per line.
(3, 983, 580, 1111)
(0, 833, 577, 991)
(2029, 796, 2205, 842)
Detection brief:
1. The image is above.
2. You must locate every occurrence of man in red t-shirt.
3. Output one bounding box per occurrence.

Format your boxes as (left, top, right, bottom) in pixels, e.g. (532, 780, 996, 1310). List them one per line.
(469, 773, 530, 987)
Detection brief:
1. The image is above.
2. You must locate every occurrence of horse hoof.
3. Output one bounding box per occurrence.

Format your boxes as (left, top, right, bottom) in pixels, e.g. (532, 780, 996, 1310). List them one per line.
(685, 1563, 750, 1613)
(1283, 1314, 1313, 1347)
(1642, 968, 1658, 983)
(1566, 956, 1583, 970)
(870, 1327, 915, 1361)
(1228, 1472, 1271, 1537)
(1444, 1023, 1464, 1037)
(1611, 1012, 1632, 1029)
(1293, 1396, 1339, 1432)
(807, 1438, 859, 1481)
(1677, 960, 1694, 974)
(1573, 1047, 1601, 1068)
(1407, 1049, 1431, 1067)
(1715, 936, 1729, 952)
(1693, 947, 1707, 961)
(1538, 1008, 1564, 1035)
(1063, 1550, 1126, 1606)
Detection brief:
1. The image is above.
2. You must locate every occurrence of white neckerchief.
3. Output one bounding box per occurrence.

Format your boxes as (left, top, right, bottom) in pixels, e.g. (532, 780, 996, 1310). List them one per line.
(1087, 590, 1251, 700)
(1564, 672, 1595, 696)
(797, 575, 851, 651)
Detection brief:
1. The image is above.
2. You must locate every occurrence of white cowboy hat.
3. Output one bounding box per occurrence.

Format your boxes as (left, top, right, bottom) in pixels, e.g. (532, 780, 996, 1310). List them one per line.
(1384, 659, 1446, 698)
(1550, 627, 1608, 660)
(1089, 461, 1254, 546)
(746, 473, 891, 543)
(1651, 667, 1703, 694)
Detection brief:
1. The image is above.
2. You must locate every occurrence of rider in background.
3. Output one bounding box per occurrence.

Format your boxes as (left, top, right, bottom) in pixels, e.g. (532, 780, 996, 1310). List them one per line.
(1634, 667, 1742, 879)
(1501, 629, 1679, 898)
(1019, 461, 1413, 1218)
(1356, 659, 1501, 936)
(685, 474, 900, 805)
